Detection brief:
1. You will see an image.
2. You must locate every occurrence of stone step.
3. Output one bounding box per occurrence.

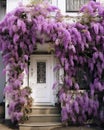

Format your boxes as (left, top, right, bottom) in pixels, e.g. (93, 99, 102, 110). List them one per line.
(19, 122, 62, 130)
(31, 106, 59, 114)
(19, 106, 61, 130)
(27, 114, 61, 123)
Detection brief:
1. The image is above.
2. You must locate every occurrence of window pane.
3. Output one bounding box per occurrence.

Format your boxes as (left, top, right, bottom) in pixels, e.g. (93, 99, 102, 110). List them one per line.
(66, 0, 92, 12)
(37, 62, 46, 83)
(0, 0, 6, 21)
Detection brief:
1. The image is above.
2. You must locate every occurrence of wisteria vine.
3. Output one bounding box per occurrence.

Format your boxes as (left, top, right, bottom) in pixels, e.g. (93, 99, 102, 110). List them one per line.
(0, 1, 104, 124)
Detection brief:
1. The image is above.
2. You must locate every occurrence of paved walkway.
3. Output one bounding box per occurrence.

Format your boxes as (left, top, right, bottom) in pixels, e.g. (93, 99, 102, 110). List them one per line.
(52, 126, 103, 130)
(0, 124, 14, 130)
(0, 123, 103, 130)
(0, 123, 18, 130)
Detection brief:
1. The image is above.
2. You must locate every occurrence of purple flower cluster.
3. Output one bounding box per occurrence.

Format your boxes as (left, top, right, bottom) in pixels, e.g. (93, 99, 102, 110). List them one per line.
(0, 1, 103, 124)
(59, 91, 99, 124)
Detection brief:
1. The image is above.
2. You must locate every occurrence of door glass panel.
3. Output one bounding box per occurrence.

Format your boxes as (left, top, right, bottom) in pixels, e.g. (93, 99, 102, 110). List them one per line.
(37, 62, 46, 83)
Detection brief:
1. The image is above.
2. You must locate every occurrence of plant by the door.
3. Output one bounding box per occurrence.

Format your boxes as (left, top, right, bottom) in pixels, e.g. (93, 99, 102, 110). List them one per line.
(0, 0, 104, 125)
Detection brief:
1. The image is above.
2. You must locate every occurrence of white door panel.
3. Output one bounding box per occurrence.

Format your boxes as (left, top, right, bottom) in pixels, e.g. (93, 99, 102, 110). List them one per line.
(29, 55, 53, 105)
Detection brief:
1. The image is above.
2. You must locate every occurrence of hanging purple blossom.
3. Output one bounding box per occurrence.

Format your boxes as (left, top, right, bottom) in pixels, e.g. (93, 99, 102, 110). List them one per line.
(0, 0, 103, 125)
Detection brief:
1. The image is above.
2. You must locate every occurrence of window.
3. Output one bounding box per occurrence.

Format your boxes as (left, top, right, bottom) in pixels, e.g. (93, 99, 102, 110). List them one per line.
(66, 0, 96, 12)
(0, 0, 6, 21)
(0, 0, 6, 8)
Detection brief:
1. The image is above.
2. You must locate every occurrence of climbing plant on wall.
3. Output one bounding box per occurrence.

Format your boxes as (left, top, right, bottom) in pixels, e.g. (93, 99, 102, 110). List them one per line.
(0, 1, 104, 125)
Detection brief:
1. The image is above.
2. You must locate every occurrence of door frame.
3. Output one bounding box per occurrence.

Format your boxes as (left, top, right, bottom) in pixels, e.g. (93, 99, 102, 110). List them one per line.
(29, 54, 55, 105)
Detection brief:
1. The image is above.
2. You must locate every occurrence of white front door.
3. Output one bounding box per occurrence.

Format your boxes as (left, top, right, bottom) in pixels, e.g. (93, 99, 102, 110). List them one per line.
(29, 55, 54, 105)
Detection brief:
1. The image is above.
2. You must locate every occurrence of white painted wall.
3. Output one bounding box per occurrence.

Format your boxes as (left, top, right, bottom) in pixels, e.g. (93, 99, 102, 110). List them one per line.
(99, 0, 104, 6)
(6, 0, 22, 13)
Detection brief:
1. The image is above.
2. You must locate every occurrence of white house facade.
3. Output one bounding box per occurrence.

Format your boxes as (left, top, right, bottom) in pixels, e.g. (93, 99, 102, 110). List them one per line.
(0, 1, 104, 129)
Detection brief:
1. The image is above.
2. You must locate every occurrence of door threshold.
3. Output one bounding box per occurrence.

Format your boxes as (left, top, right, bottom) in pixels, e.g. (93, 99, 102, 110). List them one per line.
(33, 102, 54, 106)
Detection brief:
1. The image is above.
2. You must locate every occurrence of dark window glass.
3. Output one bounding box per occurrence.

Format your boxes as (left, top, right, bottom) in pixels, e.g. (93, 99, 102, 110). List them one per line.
(0, 0, 6, 21)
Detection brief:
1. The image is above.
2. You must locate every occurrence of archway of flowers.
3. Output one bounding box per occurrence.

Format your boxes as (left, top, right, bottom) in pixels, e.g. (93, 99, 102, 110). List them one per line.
(0, 1, 104, 125)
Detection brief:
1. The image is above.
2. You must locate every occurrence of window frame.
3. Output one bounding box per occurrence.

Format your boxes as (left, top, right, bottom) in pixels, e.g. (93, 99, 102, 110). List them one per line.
(51, 0, 98, 16)
(66, 0, 96, 13)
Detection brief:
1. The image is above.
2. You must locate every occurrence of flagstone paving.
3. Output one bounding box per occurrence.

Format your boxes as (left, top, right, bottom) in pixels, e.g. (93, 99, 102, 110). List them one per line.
(52, 126, 103, 130)
(0, 123, 18, 130)
(0, 124, 14, 130)
(0, 123, 103, 130)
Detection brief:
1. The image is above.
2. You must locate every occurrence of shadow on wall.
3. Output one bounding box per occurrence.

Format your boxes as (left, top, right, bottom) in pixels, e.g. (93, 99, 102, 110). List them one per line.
(0, 1, 6, 103)
(0, 54, 5, 103)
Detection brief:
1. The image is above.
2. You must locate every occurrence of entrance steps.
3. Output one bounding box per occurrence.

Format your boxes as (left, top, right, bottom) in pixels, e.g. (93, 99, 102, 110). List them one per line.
(19, 105, 62, 130)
